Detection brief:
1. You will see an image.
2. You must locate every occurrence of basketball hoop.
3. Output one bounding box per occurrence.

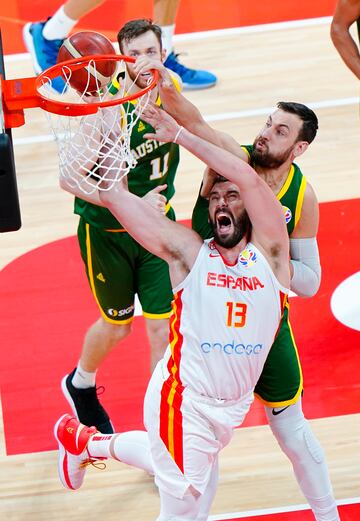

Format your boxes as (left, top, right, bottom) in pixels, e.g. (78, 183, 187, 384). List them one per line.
(2, 54, 159, 194)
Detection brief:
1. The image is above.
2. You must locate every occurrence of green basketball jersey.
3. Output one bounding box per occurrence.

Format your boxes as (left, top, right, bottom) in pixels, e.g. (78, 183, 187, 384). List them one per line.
(74, 75, 180, 230)
(192, 144, 307, 238)
(242, 145, 307, 235)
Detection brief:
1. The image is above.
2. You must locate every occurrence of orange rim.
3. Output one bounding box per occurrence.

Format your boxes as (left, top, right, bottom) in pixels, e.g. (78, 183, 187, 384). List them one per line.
(35, 54, 159, 116)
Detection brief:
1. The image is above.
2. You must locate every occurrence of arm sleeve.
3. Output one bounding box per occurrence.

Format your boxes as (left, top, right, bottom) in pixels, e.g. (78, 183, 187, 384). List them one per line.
(289, 237, 321, 298)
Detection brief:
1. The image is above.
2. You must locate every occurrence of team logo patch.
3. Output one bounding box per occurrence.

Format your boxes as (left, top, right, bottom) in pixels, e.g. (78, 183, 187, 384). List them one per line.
(239, 248, 257, 267)
(282, 205, 292, 224)
(137, 121, 146, 132)
(96, 272, 106, 283)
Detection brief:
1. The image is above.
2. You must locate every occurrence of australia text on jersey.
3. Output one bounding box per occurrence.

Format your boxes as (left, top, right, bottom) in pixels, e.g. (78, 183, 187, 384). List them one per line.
(131, 138, 166, 161)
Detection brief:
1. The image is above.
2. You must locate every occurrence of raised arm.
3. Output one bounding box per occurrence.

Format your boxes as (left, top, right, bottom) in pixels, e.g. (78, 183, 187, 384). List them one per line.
(134, 55, 246, 157)
(98, 179, 203, 287)
(330, 0, 360, 79)
(141, 103, 289, 274)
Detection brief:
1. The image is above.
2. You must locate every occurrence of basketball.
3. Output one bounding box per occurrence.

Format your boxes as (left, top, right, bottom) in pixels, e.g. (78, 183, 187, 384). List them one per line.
(57, 31, 117, 93)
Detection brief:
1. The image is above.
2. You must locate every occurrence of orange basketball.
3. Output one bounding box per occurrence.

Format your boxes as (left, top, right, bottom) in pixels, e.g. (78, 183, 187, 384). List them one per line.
(57, 31, 117, 93)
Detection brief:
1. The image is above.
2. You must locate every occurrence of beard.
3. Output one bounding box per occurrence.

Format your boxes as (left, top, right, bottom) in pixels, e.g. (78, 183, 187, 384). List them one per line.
(127, 68, 152, 89)
(251, 138, 295, 168)
(209, 210, 252, 249)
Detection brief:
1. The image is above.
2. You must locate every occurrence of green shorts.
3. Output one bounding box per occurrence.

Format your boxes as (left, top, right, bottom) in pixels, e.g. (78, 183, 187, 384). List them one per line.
(77, 210, 175, 324)
(254, 304, 303, 407)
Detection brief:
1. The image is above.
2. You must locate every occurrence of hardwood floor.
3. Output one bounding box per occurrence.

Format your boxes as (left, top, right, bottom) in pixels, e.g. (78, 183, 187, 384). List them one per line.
(1, 18, 359, 520)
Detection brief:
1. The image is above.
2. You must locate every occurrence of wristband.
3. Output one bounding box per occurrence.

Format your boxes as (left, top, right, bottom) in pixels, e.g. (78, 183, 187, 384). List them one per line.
(174, 126, 184, 144)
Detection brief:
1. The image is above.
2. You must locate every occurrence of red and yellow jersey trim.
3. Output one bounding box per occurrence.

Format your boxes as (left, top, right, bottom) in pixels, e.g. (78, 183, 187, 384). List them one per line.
(159, 289, 185, 473)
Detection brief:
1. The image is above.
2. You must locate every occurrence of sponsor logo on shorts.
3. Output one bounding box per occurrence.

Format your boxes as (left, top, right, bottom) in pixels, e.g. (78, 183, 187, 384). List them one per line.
(282, 205, 292, 224)
(107, 305, 134, 318)
(200, 341, 263, 356)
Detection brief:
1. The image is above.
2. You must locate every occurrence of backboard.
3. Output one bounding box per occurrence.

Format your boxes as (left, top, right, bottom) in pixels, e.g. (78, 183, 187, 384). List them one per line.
(0, 30, 21, 232)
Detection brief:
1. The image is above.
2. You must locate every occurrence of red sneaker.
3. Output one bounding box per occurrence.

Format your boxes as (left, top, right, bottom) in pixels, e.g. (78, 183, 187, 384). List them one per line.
(54, 413, 101, 490)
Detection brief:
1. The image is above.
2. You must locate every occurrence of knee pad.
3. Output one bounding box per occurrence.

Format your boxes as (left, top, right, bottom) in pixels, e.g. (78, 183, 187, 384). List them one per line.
(266, 402, 324, 464)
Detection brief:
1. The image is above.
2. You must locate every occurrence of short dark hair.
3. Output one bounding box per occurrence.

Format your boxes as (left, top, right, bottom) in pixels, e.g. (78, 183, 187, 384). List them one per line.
(212, 175, 228, 186)
(117, 18, 162, 54)
(277, 101, 318, 144)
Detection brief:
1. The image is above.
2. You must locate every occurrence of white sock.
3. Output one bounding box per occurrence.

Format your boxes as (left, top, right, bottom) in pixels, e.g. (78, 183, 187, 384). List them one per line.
(71, 362, 97, 389)
(42, 6, 78, 41)
(160, 24, 175, 58)
(88, 430, 153, 474)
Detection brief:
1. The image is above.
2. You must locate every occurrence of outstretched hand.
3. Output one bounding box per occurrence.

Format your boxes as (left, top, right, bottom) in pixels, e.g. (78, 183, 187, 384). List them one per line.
(143, 184, 168, 214)
(140, 102, 182, 143)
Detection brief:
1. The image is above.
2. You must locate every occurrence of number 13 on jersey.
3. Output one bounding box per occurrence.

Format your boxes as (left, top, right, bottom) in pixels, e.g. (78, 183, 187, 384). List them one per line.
(226, 301, 247, 327)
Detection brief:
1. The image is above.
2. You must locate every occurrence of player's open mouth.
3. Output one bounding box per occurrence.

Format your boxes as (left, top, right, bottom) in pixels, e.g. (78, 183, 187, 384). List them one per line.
(256, 140, 267, 151)
(216, 213, 232, 233)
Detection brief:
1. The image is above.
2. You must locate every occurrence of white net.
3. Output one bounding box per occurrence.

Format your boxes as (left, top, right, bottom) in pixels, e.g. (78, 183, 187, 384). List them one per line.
(38, 57, 153, 194)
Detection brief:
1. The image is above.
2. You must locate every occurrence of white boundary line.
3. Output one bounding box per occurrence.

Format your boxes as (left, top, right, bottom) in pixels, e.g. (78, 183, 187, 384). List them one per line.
(4, 16, 332, 63)
(204, 97, 358, 123)
(173, 16, 332, 42)
(208, 496, 360, 520)
(12, 96, 358, 147)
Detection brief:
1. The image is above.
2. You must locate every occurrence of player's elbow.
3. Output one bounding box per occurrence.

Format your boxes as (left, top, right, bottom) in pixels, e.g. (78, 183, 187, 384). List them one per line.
(290, 259, 321, 298)
(330, 21, 342, 46)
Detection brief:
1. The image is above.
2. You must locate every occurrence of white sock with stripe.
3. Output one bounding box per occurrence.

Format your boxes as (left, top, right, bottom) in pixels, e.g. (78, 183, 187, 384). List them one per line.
(71, 362, 97, 389)
(87, 430, 153, 474)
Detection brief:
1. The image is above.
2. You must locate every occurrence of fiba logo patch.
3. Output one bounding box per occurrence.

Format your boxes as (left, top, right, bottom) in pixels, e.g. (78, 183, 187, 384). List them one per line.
(282, 205, 292, 224)
(239, 248, 257, 267)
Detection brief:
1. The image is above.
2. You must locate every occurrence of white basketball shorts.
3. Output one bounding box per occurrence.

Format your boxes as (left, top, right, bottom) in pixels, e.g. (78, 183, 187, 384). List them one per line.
(144, 360, 254, 499)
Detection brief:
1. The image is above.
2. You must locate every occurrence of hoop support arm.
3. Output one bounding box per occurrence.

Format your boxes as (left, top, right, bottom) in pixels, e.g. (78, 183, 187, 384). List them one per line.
(2, 77, 40, 128)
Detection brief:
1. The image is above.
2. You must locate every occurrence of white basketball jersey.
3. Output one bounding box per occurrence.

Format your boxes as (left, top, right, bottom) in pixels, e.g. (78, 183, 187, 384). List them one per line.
(164, 239, 288, 401)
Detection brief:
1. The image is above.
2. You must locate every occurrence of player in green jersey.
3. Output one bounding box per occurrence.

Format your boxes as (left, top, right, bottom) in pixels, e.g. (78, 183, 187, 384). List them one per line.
(129, 56, 339, 520)
(59, 19, 182, 434)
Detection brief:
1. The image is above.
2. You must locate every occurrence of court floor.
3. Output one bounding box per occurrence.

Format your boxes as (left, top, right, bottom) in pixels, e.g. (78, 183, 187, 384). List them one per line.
(0, 1, 360, 520)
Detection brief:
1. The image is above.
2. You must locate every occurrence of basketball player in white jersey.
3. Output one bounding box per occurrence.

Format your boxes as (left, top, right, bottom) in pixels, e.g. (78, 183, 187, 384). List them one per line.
(54, 103, 290, 520)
